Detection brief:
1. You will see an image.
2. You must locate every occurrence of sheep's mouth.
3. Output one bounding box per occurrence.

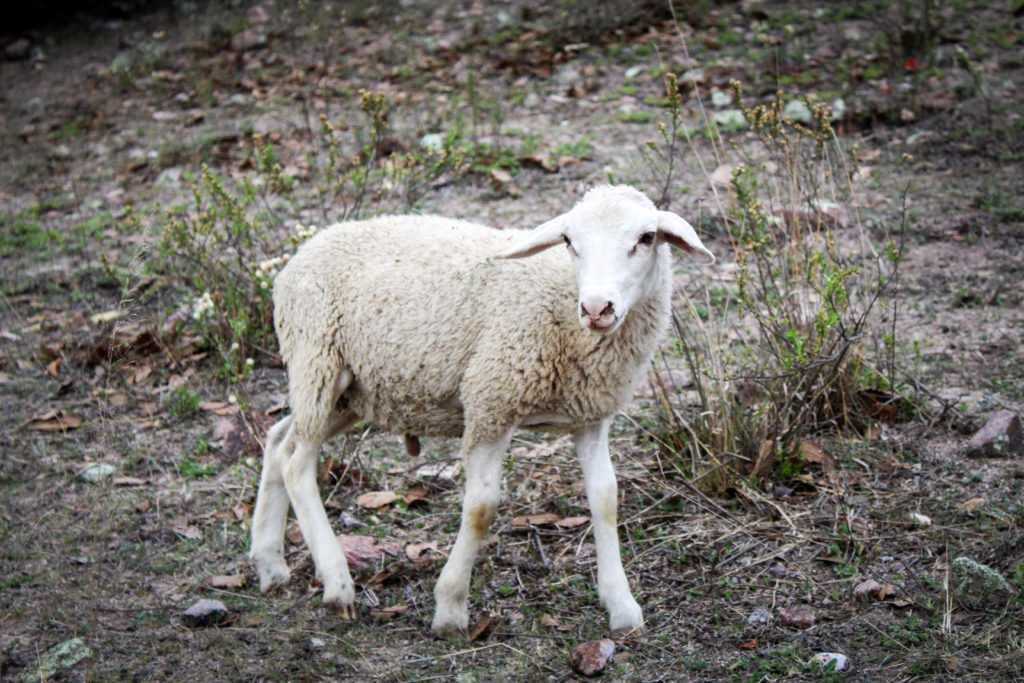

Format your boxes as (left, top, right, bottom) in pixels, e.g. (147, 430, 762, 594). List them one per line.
(585, 317, 619, 333)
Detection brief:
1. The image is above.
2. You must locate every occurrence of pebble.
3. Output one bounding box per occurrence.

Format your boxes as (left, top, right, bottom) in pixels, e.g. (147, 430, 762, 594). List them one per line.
(966, 410, 1022, 457)
(570, 639, 616, 677)
(5, 38, 30, 61)
(182, 598, 229, 628)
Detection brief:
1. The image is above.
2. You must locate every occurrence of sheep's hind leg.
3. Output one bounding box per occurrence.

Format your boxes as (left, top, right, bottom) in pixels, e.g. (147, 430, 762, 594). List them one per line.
(576, 420, 644, 636)
(250, 415, 295, 592)
(431, 429, 514, 637)
(281, 364, 360, 617)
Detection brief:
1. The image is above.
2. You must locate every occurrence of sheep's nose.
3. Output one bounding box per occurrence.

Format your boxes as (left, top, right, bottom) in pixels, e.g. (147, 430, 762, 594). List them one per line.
(581, 301, 614, 321)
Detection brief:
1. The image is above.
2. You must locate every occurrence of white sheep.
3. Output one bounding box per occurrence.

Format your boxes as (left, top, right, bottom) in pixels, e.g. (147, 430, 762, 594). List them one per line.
(248, 185, 714, 636)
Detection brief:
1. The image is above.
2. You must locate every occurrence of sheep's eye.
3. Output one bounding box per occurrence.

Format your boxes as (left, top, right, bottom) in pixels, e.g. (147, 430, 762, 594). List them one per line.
(639, 232, 656, 246)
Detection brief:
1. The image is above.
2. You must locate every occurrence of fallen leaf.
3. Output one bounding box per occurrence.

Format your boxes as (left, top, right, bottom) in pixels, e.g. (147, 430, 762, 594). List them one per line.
(510, 512, 563, 527)
(356, 490, 398, 509)
(370, 604, 409, 620)
(854, 578, 895, 602)
(554, 516, 590, 529)
(337, 534, 399, 569)
(28, 412, 84, 431)
(171, 523, 202, 541)
(468, 614, 493, 642)
(405, 541, 440, 566)
(403, 484, 429, 506)
(800, 441, 826, 464)
(540, 613, 561, 627)
(739, 638, 758, 650)
(957, 497, 987, 512)
(208, 574, 247, 589)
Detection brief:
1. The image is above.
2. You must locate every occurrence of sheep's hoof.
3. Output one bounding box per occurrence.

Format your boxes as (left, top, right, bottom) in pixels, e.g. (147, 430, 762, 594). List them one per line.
(253, 558, 291, 593)
(430, 613, 469, 639)
(325, 598, 357, 621)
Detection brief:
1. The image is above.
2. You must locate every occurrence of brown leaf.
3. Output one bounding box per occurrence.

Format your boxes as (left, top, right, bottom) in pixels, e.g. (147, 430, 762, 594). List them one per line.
(957, 497, 987, 512)
(208, 574, 247, 589)
(555, 516, 590, 529)
(370, 604, 409, 620)
(28, 412, 83, 431)
(171, 523, 202, 541)
(510, 512, 563, 527)
(405, 541, 440, 566)
(854, 579, 896, 602)
(46, 358, 60, 377)
(739, 638, 758, 650)
(468, 614, 493, 642)
(800, 441, 826, 464)
(540, 613, 561, 627)
(403, 484, 429, 506)
(356, 490, 398, 509)
(337, 534, 395, 569)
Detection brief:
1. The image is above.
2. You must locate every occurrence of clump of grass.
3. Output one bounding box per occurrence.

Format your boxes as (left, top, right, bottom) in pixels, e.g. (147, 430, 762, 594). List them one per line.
(166, 386, 202, 421)
(647, 80, 912, 490)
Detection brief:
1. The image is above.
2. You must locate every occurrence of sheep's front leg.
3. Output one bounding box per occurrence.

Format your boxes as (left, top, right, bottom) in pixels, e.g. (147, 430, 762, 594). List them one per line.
(281, 432, 356, 619)
(577, 420, 643, 635)
(432, 429, 513, 637)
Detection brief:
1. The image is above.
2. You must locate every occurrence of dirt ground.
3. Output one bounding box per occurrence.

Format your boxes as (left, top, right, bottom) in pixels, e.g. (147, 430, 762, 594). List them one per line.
(2, 1, 1023, 681)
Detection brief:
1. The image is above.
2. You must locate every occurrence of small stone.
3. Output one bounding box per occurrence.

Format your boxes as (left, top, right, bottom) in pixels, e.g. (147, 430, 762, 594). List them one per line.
(966, 410, 1023, 457)
(782, 99, 812, 123)
(713, 109, 747, 131)
(570, 639, 616, 677)
(747, 607, 773, 624)
(182, 598, 228, 628)
(679, 69, 705, 85)
(811, 652, 849, 672)
(231, 30, 267, 52)
(80, 463, 116, 482)
(778, 606, 815, 629)
(853, 579, 895, 602)
(5, 38, 30, 60)
(951, 557, 1016, 609)
(710, 89, 733, 108)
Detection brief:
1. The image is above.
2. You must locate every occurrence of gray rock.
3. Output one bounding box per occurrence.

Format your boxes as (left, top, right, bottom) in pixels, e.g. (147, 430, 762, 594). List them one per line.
(183, 598, 229, 627)
(782, 99, 812, 123)
(951, 557, 1016, 609)
(80, 463, 116, 482)
(966, 410, 1023, 457)
(5, 38, 30, 60)
(710, 89, 733, 108)
(714, 109, 747, 130)
(16, 638, 90, 683)
(747, 607, 773, 624)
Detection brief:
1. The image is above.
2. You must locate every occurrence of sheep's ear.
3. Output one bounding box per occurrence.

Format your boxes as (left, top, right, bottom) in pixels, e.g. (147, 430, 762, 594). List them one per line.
(495, 216, 566, 259)
(656, 211, 715, 264)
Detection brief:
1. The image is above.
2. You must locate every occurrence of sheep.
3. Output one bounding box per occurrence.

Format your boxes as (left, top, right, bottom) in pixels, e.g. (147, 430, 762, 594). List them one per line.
(248, 185, 715, 637)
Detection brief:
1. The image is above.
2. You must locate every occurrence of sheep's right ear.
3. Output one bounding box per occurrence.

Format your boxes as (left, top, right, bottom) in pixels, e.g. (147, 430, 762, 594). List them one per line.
(495, 216, 566, 259)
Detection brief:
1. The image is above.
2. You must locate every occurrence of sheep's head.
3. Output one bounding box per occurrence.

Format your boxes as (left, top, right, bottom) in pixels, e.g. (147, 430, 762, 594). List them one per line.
(497, 186, 714, 334)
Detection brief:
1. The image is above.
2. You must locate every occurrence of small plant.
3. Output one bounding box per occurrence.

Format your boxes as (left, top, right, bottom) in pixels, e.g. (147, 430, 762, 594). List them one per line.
(166, 386, 201, 421)
(179, 458, 217, 479)
(646, 79, 914, 490)
(150, 90, 467, 372)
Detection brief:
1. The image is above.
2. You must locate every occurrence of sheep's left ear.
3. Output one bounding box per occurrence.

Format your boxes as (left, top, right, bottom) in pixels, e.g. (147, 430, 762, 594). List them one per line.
(495, 215, 566, 259)
(656, 211, 715, 264)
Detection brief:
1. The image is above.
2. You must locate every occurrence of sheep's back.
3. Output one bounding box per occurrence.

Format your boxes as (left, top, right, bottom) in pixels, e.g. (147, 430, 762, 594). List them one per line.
(272, 216, 569, 436)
